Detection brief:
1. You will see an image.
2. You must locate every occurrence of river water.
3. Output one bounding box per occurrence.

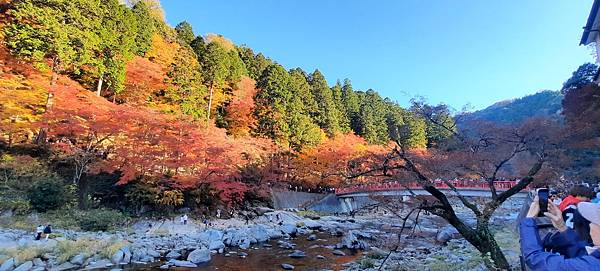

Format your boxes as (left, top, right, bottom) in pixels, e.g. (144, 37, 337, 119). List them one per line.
(128, 233, 361, 271)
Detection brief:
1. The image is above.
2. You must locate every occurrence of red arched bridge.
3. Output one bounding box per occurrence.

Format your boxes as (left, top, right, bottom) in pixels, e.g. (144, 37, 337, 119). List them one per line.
(330, 180, 529, 213)
(334, 180, 530, 198)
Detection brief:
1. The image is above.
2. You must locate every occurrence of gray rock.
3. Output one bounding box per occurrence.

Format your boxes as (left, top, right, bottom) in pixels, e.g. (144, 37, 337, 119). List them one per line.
(109, 269, 122, 271)
(120, 247, 131, 263)
(239, 239, 251, 250)
(248, 225, 269, 242)
(335, 231, 367, 250)
(31, 267, 44, 271)
(208, 240, 225, 251)
(0, 258, 15, 271)
(436, 226, 458, 244)
(159, 265, 169, 270)
(165, 250, 181, 259)
(146, 249, 161, 258)
(32, 258, 44, 267)
(280, 224, 297, 236)
(170, 260, 197, 268)
(13, 261, 32, 271)
(307, 234, 317, 241)
(301, 219, 322, 230)
(110, 250, 124, 264)
(281, 263, 295, 270)
(316, 255, 326, 259)
(332, 250, 346, 256)
(70, 254, 86, 266)
(82, 259, 112, 270)
(187, 248, 211, 264)
(198, 229, 224, 243)
(48, 262, 77, 271)
(287, 250, 306, 258)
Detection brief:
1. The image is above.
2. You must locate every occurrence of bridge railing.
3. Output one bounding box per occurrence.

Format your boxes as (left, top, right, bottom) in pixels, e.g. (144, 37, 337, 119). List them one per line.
(335, 180, 521, 195)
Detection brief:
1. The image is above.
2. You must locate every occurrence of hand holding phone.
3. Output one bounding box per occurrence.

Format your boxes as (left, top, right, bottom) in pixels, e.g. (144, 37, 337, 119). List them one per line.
(537, 188, 549, 216)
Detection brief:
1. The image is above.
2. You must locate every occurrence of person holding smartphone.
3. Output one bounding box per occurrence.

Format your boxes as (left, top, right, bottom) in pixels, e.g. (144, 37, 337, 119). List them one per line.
(520, 195, 600, 270)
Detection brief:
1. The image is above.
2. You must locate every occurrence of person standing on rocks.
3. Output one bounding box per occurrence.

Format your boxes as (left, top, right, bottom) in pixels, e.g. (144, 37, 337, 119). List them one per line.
(183, 214, 188, 225)
(216, 209, 221, 219)
(35, 225, 43, 240)
(43, 224, 52, 240)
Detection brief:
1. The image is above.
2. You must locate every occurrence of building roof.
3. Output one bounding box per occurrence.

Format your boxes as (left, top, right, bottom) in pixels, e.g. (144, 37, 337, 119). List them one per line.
(581, 0, 600, 45)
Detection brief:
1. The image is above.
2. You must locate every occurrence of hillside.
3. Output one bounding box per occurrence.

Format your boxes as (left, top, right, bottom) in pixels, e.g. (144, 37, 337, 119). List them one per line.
(459, 90, 563, 126)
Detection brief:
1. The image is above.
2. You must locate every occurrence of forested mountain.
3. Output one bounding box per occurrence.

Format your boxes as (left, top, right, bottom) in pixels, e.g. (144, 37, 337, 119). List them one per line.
(0, 0, 456, 213)
(459, 90, 563, 125)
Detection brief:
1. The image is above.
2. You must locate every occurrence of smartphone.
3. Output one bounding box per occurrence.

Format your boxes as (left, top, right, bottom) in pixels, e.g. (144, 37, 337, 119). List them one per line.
(537, 188, 549, 216)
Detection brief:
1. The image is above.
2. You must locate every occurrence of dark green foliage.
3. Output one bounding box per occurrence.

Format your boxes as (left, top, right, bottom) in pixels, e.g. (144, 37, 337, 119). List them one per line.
(131, 0, 154, 56)
(331, 81, 351, 132)
(411, 100, 456, 147)
(342, 79, 360, 131)
(175, 21, 195, 45)
(238, 46, 273, 80)
(28, 180, 70, 212)
(355, 90, 389, 144)
(562, 63, 599, 93)
(78, 209, 127, 231)
(309, 70, 342, 136)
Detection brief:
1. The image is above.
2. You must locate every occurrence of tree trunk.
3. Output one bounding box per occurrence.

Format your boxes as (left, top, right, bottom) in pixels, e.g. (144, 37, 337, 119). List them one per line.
(96, 75, 104, 97)
(50, 56, 59, 86)
(476, 224, 510, 270)
(206, 83, 214, 129)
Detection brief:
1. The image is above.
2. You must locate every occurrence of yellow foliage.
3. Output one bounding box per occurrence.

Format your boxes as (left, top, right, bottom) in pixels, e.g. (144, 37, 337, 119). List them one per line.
(205, 33, 236, 51)
(0, 76, 47, 144)
(146, 33, 180, 68)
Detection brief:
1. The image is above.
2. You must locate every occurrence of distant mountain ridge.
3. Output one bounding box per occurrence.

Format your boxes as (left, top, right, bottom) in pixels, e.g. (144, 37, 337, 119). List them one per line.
(459, 90, 563, 125)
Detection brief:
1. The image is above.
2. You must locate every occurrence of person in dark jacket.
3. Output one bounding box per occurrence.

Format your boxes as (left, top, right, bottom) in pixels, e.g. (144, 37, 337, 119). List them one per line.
(520, 196, 600, 270)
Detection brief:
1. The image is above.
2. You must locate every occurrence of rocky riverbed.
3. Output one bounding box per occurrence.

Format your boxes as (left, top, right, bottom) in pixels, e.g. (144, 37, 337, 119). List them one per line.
(0, 197, 524, 271)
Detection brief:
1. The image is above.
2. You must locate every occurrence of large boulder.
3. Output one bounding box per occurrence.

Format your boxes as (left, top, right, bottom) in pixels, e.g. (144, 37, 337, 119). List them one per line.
(280, 224, 297, 236)
(111, 250, 124, 264)
(300, 219, 322, 230)
(165, 250, 181, 260)
(436, 226, 458, 245)
(248, 225, 269, 242)
(13, 261, 32, 271)
(197, 229, 223, 243)
(0, 258, 14, 271)
(335, 231, 368, 250)
(169, 260, 197, 268)
(69, 254, 86, 266)
(208, 240, 225, 251)
(186, 248, 211, 264)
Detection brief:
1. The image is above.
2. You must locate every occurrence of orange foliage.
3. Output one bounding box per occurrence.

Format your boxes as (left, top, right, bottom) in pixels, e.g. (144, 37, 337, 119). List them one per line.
(120, 56, 169, 106)
(224, 76, 257, 137)
(291, 133, 388, 187)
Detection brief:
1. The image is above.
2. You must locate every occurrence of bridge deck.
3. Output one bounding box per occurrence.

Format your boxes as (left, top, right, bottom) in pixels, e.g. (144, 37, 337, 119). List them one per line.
(335, 180, 529, 198)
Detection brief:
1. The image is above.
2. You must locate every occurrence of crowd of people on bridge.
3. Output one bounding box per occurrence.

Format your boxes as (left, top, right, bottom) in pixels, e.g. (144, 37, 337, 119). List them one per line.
(520, 184, 600, 270)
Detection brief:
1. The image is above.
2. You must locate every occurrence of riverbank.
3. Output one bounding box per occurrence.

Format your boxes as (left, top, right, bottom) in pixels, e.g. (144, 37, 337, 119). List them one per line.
(0, 197, 523, 271)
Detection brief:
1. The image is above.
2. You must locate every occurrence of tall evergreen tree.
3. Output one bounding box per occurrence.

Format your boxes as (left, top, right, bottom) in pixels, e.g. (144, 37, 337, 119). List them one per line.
(308, 70, 341, 136)
(254, 64, 291, 142)
(331, 81, 350, 132)
(131, 0, 154, 56)
(238, 46, 272, 81)
(356, 90, 389, 144)
(175, 21, 195, 45)
(341, 79, 360, 133)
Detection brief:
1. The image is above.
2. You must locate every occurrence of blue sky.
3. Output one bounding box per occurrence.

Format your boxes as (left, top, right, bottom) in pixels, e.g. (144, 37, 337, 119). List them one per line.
(161, 1, 595, 111)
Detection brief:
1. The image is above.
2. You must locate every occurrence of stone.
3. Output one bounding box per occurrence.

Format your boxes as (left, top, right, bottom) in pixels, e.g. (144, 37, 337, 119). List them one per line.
(82, 259, 112, 270)
(208, 240, 225, 251)
(13, 261, 32, 271)
(31, 267, 44, 271)
(301, 219, 322, 230)
(307, 234, 317, 241)
(316, 255, 326, 259)
(436, 226, 458, 244)
(281, 263, 295, 270)
(110, 250, 124, 264)
(170, 260, 197, 268)
(197, 229, 224, 243)
(120, 247, 131, 263)
(48, 262, 77, 271)
(248, 225, 270, 242)
(165, 251, 181, 259)
(159, 265, 169, 270)
(262, 244, 273, 248)
(70, 254, 86, 265)
(109, 269, 122, 271)
(238, 252, 248, 257)
(332, 250, 346, 256)
(187, 248, 211, 264)
(280, 224, 297, 236)
(146, 249, 161, 258)
(287, 250, 306, 258)
(32, 258, 44, 267)
(0, 258, 15, 271)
